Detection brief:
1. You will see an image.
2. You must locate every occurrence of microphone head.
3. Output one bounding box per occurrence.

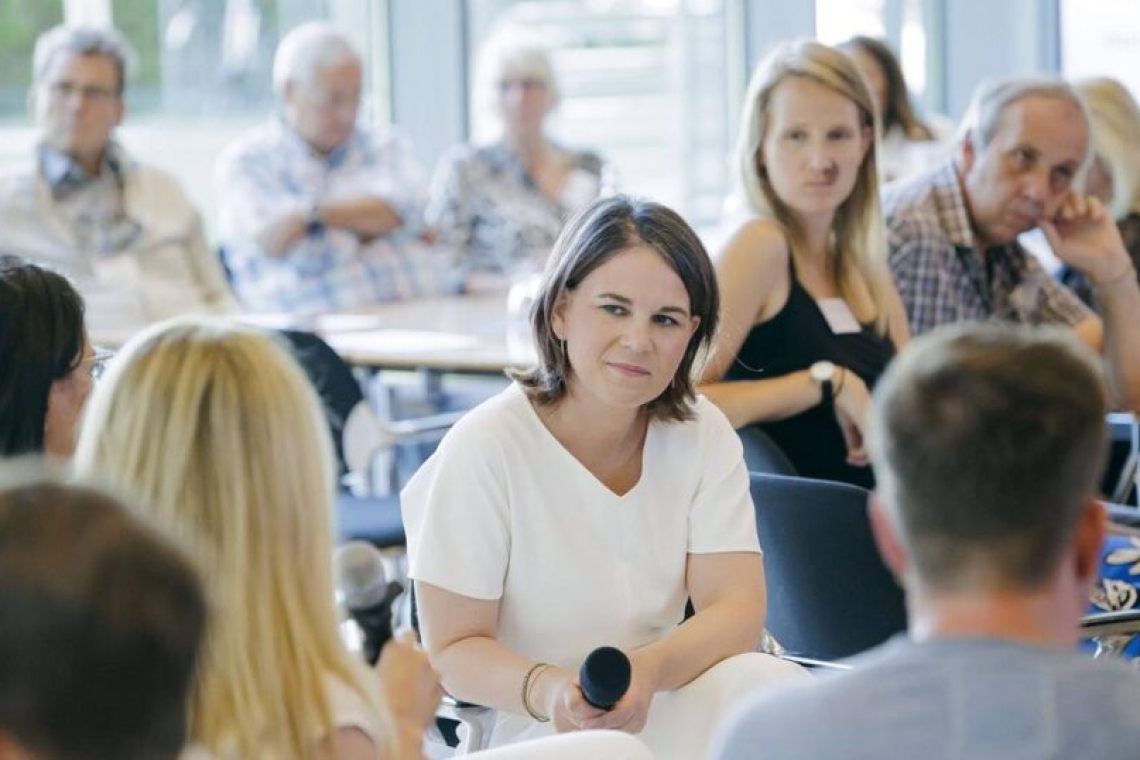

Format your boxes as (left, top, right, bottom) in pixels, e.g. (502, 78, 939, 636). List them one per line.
(334, 540, 388, 610)
(579, 646, 631, 710)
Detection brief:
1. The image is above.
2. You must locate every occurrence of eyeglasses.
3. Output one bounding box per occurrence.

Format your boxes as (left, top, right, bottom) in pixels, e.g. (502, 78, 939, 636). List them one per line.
(44, 81, 119, 103)
(497, 77, 548, 94)
(84, 347, 116, 381)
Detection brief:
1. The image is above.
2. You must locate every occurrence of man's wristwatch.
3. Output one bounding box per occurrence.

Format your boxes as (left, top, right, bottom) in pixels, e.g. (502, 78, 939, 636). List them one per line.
(810, 360, 838, 406)
(305, 204, 325, 237)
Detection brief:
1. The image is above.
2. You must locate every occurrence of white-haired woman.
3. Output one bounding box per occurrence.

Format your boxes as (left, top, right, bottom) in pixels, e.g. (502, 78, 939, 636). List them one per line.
(427, 35, 609, 291)
(699, 40, 909, 489)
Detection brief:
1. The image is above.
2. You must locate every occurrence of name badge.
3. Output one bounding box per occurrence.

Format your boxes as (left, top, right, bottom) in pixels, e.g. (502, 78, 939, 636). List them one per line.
(816, 297, 862, 335)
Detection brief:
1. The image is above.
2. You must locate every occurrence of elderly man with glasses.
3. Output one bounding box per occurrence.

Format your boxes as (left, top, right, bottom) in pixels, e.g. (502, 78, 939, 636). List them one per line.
(0, 25, 235, 333)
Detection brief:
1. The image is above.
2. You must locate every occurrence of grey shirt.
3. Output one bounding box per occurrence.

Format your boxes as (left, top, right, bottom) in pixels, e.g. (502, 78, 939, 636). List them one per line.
(712, 636, 1140, 760)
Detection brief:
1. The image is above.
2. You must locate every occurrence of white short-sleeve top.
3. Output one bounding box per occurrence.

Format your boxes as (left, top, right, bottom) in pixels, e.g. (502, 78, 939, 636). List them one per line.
(401, 384, 759, 670)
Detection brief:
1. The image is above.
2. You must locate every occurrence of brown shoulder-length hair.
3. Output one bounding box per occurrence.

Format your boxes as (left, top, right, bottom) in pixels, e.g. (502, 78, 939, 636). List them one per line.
(839, 36, 935, 141)
(510, 196, 719, 422)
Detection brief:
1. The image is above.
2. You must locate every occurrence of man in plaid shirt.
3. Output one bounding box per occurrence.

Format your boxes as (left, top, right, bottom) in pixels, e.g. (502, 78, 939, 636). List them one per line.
(884, 76, 1140, 409)
(217, 23, 446, 314)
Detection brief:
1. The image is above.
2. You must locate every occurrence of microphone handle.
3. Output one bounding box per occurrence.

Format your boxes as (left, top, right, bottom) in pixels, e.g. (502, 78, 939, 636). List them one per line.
(349, 581, 401, 664)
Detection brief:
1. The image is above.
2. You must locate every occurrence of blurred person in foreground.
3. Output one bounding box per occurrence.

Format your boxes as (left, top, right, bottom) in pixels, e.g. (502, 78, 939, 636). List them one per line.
(0, 475, 206, 760)
(713, 322, 1140, 759)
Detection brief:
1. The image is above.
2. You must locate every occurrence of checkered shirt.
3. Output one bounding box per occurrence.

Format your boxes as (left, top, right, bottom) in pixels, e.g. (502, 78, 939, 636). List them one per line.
(216, 119, 447, 313)
(883, 160, 1091, 336)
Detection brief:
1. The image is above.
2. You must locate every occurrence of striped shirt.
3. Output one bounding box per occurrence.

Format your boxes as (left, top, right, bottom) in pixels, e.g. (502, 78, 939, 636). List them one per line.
(884, 160, 1090, 335)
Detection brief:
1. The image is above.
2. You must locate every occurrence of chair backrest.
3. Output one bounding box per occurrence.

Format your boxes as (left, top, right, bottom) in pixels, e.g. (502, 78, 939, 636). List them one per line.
(750, 472, 907, 661)
(278, 329, 365, 478)
(738, 425, 797, 476)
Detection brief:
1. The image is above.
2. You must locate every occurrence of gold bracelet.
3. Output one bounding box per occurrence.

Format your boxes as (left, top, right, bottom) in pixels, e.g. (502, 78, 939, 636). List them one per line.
(521, 662, 552, 722)
(1092, 263, 1136, 291)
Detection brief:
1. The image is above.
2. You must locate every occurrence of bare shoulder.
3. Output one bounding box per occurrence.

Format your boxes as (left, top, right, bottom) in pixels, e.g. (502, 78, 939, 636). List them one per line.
(716, 217, 790, 274)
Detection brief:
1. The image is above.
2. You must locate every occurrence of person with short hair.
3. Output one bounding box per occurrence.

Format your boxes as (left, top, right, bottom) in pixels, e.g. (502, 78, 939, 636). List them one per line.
(712, 322, 1140, 759)
(405, 196, 803, 760)
(0, 25, 235, 332)
(0, 477, 206, 760)
(885, 75, 1140, 409)
(0, 257, 102, 458)
(427, 33, 609, 291)
(216, 22, 441, 313)
(699, 40, 909, 489)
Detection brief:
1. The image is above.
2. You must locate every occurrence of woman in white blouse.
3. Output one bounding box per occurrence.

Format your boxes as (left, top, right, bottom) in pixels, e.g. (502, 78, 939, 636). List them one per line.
(427, 34, 609, 291)
(404, 196, 803, 760)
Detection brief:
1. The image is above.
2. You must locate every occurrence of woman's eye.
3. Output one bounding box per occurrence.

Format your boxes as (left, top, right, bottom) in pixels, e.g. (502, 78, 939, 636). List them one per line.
(600, 304, 627, 316)
(653, 314, 680, 327)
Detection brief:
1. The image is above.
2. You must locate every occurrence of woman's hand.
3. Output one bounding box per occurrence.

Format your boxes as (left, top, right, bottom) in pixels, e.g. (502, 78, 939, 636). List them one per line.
(544, 670, 606, 733)
(833, 369, 871, 467)
(375, 629, 444, 734)
(575, 649, 659, 734)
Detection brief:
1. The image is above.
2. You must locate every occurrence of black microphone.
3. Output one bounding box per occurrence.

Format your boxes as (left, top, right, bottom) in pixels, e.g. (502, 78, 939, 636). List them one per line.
(334, 541, 402, 665)
(578, 646, 631, 710)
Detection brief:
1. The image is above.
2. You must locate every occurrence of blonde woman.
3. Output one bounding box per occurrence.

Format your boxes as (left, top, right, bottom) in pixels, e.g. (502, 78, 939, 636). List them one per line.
(700, 40, 909, 489)
(74, 319, 652, 760)
(73, 321, 439, 759)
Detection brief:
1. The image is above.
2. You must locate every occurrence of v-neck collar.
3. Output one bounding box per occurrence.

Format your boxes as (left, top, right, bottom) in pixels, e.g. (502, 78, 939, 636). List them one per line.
(513, 386, 652, 500)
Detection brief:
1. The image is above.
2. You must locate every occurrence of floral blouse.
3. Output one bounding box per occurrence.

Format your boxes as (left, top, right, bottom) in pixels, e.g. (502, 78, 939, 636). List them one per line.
(426, 141, 606, 290)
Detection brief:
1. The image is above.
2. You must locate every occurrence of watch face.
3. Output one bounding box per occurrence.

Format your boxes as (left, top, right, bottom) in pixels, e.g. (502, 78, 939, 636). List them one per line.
(811, 361, 836, 383)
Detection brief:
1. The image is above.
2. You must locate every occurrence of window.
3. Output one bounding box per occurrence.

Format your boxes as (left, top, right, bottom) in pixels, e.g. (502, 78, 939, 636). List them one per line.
(1060, 0, 1140, 99)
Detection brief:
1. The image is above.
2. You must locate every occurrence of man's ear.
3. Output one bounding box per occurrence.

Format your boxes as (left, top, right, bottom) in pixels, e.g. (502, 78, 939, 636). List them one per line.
(868, 492, 910, 582)
(1073, 498, 1108, 589)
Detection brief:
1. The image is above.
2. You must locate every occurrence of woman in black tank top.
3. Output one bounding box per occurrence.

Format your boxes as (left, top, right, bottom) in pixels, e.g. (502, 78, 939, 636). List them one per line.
(700, 40, 910, 489)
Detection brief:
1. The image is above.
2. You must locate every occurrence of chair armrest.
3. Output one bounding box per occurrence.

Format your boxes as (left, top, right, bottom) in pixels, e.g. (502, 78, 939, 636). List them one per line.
(1080, 609, 1140, 638)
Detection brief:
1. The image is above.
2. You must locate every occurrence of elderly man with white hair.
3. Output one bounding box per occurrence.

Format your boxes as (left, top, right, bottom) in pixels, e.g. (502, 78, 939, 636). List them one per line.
(216, 22, 442, 313)
(0, 24, 235, 332)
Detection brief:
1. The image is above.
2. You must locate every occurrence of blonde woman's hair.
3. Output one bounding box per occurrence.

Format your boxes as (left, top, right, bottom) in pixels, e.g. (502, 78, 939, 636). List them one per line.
(1075, 76, 1140, 220)
(735, 39, 893, 333)
(74, 318, 375, 760)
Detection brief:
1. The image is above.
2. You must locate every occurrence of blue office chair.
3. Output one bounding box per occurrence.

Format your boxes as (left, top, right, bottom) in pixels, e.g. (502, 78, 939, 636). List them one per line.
(278, 330, 460, 547)
(750, 472, 907, 663)
(737, 425, 798, 476)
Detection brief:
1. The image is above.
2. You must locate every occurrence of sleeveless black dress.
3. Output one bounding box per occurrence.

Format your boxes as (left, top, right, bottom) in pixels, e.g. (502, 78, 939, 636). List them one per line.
(725, 264, 895, 489)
